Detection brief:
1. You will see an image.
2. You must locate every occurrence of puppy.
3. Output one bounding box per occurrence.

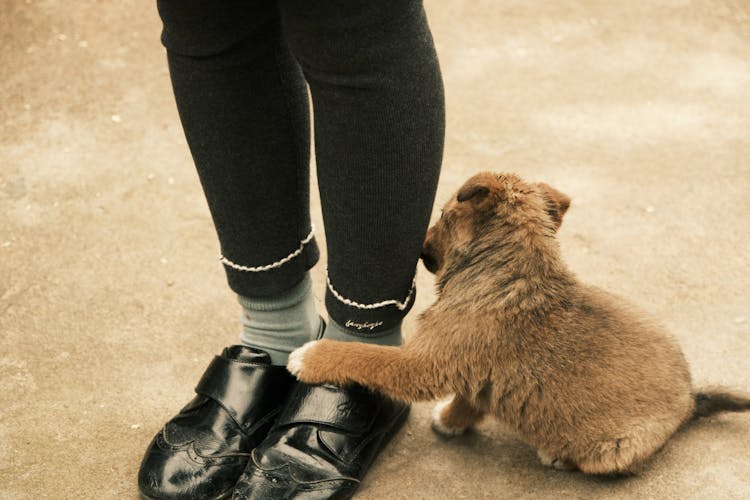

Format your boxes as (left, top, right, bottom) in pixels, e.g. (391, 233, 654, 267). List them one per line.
(288, 172, 750, 474)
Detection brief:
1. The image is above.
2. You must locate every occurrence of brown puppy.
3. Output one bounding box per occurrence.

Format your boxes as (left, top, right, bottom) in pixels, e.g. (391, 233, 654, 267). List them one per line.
(288, 171, 750, 474)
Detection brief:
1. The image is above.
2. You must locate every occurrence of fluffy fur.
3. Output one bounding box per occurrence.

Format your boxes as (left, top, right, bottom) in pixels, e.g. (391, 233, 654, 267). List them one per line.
(287, 171, 750, 474)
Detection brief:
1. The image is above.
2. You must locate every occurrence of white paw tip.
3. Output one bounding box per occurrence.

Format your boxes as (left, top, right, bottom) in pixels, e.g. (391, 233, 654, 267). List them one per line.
(537, 450, 574, 470)
(537, 450, 554, 467)
(551, 459, 573, 471)
(287, 341, 315, 376)
(430, 399, 467, 437)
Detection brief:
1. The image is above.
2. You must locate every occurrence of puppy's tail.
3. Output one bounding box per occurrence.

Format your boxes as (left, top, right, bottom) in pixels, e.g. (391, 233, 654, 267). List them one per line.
(692, 387, 750, 420)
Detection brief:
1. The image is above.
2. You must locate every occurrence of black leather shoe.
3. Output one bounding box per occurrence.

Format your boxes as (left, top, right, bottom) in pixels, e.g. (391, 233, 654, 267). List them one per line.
(232, 383, 409, 500)
(138, 346, 296, 500)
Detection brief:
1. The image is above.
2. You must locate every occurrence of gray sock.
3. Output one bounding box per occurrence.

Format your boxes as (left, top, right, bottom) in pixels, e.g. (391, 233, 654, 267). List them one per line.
(239, 273, 322, 365)
(323, 319, 402, 346)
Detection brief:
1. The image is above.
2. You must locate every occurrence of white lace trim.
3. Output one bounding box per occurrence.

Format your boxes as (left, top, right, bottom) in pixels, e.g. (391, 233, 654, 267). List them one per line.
(220, 226, 315, 272)
(326, 271, 415, 311)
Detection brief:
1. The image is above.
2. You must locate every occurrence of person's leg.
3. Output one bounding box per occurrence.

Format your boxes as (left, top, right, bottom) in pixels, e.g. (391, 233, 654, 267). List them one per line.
(233, 1, 444, 498)
(282, 0, 444, 345)
(140, 1, 321, 498)
(162, 0, 322, 363)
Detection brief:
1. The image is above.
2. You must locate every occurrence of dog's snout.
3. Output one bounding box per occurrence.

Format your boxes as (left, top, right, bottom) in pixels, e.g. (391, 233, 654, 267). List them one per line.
(420, 242, 440, 274)
(420, 252, 438, 274)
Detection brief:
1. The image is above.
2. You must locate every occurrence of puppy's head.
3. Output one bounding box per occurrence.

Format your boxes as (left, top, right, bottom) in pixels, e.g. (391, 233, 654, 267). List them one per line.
(421, 172, 571, 275)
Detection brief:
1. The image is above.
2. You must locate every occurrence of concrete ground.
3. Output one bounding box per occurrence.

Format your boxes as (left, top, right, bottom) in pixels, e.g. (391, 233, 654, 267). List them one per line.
(2, 0, 749, 498)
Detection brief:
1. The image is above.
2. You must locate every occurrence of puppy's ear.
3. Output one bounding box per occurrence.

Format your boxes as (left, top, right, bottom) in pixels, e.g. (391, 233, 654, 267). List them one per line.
(456, 172, 498, 210)
(536, 182, 571, 230)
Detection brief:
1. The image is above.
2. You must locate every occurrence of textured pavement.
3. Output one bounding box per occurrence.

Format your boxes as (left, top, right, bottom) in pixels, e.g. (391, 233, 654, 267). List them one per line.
(2, 1, 749, 498)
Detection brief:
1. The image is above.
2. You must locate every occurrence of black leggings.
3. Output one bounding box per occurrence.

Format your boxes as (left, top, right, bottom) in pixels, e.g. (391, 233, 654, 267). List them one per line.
(156, 0, 444, 334)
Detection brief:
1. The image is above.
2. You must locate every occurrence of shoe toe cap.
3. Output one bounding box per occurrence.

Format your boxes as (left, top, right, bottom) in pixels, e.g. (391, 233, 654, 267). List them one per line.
(138, 433, 244, 500)
(232, 462, 359, 500)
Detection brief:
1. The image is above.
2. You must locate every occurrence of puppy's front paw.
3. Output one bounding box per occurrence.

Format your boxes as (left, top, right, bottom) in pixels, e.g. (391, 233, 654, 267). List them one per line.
(287, 340, 344, 385)
(287, 341, 318, 380)
(430, 399, 468, 438)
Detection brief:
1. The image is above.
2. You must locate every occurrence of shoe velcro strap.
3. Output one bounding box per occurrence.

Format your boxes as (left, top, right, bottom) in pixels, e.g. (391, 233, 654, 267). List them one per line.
(273, 384, 378, 434)
(195, 356, 285, 429)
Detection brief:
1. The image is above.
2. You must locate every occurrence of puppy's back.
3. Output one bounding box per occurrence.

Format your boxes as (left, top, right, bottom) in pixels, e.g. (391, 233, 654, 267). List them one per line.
(544, 283, 694, 427)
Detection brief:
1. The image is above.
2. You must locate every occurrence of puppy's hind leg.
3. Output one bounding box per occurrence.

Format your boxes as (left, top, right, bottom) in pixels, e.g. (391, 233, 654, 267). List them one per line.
(431, 395, 485, 437)
(574, 432, 668, 475)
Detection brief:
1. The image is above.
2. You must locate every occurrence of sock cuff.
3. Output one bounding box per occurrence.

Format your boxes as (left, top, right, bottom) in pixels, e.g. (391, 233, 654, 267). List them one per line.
(324, 318, 403, 346)
(238, 272, 313, 311)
